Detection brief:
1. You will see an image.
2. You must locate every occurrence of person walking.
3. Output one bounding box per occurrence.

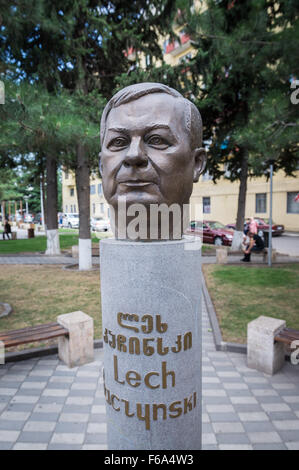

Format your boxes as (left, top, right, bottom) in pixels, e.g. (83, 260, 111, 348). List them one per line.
(249, 217, 258, 235)
(3, 220, 12, 240)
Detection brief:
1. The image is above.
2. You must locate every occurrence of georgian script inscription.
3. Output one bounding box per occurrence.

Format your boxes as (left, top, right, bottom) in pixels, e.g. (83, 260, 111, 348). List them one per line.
(104, 312, 196, 430)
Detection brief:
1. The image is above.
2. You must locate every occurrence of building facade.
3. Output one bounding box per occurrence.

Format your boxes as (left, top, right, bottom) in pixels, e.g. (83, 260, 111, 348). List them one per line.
(192, 170, 299, 231)
(62, 169, 110, 220)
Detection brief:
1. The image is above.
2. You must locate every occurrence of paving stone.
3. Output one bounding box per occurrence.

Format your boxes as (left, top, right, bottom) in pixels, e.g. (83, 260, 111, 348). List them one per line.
(11, 395, 39, 404)
(54, 422, 87, 433)
(0, 411, 30, 421)
(243, 421, 277, 433)
(216, 433, 250, 445)
(84, 433, 108, 445)
(248, 432, 282, 444)
(230, 397, 258, 405)
(212, 422, 245, 434)
(218, 444, 253, 450)
(278, 430, 299, 442)
(261, 403, 291, 412)
(0, 420, 25, 431)
(51, 433, 85, 445)
(17, 431, 53, 443)
(13, 443, 48, 450)
(273, 420, 299, 431)
(0, 430, 20, 441)
(286, 442, 299, 450)
(201, 433, 217, 445)
(33, 403, 63, 413)
(82, 444, 108, 450)
(238, 412, 269, 422)
(87, 422, 107, 433)
(23, 421, 56, 432)
(252, 443, 287, 450)
(59, 413, 89, 423)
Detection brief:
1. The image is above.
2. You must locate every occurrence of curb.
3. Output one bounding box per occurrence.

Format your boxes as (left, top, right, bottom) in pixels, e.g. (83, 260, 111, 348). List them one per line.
(4, 339, 103, 363)
(202, 274, 247, 355)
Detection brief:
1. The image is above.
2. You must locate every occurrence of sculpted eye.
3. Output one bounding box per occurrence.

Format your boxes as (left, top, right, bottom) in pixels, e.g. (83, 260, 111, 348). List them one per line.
(109, 137, 128, 149)
(147, 135, 169, 148)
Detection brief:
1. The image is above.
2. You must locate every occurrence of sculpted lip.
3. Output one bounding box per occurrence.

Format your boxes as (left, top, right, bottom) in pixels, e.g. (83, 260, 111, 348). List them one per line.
(118, 180, 154, 187)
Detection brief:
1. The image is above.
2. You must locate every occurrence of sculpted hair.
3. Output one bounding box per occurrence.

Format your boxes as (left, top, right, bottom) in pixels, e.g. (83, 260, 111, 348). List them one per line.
(100, 82, 203, 149)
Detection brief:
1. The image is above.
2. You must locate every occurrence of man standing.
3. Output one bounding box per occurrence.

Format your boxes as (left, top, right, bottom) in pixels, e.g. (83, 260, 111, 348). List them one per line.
(3, 219, 11, 240)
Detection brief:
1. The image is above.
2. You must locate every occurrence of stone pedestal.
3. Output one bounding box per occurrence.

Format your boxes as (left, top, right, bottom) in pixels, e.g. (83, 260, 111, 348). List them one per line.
(216, 246, 228, 264)
(57, 311, 94, 368)
(247, 315, 286, 375)
(100, 238, 202, 450)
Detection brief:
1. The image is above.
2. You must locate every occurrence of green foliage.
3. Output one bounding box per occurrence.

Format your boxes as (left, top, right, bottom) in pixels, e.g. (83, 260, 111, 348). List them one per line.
(179, 0, 299, 180)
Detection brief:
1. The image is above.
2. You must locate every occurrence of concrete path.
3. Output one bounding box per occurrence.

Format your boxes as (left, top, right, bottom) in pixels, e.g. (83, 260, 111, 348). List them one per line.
(0, 298, 298, 450)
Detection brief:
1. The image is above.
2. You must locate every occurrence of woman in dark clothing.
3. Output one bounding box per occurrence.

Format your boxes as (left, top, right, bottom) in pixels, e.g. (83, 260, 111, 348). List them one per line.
(241, 231, 265, 262)
(3, 220, 11, 240)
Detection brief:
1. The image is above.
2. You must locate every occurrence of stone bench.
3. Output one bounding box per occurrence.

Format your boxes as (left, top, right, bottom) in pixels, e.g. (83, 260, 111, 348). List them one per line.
(0, 311, 94, 368)
(247, 315, 299, 375)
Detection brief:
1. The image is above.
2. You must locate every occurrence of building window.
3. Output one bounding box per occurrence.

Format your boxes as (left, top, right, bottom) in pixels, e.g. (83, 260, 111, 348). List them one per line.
(74, 205, 76, 212)
(203, 197, 211, 214)
(90, 185, 95, 195)
(100, 203, 104, 213)
(70, 205, 73, 213)
(65, 205, 68, 213)
(65, 171, 69, 180)
(256, 193, 267, 213)
(93, 203, 96, 214)
(287, 192, 299, 214)
(98, 183, 103, 195)
(70, 188, 74, 197)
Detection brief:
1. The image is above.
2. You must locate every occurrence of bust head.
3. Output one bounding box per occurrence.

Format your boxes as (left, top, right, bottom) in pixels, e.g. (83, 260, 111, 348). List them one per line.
(99, 82, 206, 240)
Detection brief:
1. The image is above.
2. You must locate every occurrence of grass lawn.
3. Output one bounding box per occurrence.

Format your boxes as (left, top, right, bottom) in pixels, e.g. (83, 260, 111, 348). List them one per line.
(0, 265, 102, 351)
(203, 263, 299, 344)
(0, 233, 109, 254)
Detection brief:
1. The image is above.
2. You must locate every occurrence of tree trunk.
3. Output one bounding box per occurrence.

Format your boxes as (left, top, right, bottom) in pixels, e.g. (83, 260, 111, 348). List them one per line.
(45, 154, 61, 255)
(231, 148, 249, 251)
(75, 142, 92, 270)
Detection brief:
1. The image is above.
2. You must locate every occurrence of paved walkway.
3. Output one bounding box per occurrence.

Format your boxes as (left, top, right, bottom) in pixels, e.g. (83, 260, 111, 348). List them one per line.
(0, 297, 298, 450)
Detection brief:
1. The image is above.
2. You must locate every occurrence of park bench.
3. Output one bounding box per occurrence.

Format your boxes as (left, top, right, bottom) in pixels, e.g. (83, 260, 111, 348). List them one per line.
(247, 316, 299, 375)
(274, 327, 299, 347)
(0, 322, 69, 349)
(0, 311, 94, 368)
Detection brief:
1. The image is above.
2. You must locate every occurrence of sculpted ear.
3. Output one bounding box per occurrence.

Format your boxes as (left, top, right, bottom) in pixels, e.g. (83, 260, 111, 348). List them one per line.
(193, 148, 207, 182)
(98, 152, 103, 178)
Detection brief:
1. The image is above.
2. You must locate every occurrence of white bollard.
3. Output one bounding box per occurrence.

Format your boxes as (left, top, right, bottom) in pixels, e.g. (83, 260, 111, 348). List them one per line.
(57, 311, 94, 368)
(247, 315, 286, 375)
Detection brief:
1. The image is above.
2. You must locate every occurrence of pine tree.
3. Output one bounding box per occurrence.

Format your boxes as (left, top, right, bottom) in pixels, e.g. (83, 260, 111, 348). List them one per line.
(176, 0, 299, 245)
(1, 0, 177, 264)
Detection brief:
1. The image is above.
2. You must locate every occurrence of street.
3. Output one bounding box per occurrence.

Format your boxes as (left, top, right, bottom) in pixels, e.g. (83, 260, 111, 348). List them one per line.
(272, 233, 299, 257)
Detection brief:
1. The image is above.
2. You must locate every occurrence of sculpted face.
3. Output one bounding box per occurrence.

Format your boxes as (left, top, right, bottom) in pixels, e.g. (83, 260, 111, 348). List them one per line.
(100, 93, 205, 209)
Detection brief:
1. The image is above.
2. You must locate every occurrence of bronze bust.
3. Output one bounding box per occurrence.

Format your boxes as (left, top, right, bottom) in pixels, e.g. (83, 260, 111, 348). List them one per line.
(99, 82, 206, 240)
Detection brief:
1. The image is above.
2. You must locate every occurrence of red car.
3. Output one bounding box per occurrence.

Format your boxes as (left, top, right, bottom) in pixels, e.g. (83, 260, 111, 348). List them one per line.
(226, 218, 284, 236)
(186, 220, 234, 246)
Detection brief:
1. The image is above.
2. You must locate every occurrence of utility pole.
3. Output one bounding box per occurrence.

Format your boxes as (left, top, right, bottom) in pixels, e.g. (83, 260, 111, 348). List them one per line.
(24, 196, 29, 220)
(40, 176, 45, 229)
(268, 160, 274, 267)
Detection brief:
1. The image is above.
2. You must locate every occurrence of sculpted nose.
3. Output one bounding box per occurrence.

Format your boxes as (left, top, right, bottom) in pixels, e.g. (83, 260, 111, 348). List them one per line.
(123, 138, 148, 168)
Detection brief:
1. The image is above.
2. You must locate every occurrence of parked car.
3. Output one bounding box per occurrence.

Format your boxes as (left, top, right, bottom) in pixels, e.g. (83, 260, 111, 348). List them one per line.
(226, 218, 284, 236)
(24, 213, 33, 223)
(91, 217, 110, 232)
(62, 213, 79, 229)
(186, 220, 234, 246)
